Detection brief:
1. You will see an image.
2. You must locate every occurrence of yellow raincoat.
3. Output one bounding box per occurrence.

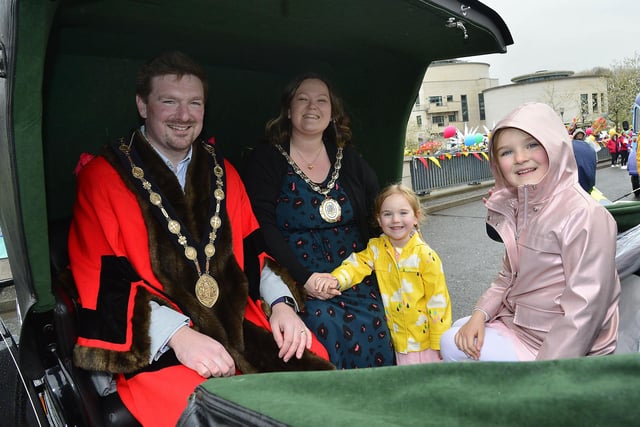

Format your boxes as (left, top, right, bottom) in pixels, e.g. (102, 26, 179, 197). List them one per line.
(332, 233, 451, 353)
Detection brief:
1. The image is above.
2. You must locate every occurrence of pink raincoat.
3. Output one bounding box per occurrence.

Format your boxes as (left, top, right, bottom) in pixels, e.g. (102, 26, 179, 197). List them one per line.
(481, 102, 620, 360)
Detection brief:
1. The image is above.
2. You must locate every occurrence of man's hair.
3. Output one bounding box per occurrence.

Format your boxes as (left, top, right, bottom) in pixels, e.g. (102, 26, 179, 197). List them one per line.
(136, 51, 208, 102)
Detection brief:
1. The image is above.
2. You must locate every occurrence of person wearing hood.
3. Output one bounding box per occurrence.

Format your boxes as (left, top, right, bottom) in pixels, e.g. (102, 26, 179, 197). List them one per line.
(440, 102, 620, 361)
(571, 128, 597, 194)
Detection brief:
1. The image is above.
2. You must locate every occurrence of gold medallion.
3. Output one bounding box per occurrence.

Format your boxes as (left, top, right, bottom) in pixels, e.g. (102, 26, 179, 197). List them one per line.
(184, 246, 198, 261)
(195, 273, 219, 308)
(149, 192, 162, 206)
(167, 220, 181, 234)
(319, 198, 341, 223)
(210, 215, 221, 230)
(204, 243, 215, 257)
(132, 166, 144, 179)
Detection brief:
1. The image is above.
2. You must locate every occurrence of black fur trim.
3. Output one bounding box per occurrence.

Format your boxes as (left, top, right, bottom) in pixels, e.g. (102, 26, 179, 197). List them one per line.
(75, 132, 332, 374)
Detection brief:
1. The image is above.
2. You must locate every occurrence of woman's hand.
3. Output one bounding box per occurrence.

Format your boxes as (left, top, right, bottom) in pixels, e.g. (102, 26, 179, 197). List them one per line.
(269, 303, 312, 362)
(454, 310, 487, 360)
(304, 272, 341, 300)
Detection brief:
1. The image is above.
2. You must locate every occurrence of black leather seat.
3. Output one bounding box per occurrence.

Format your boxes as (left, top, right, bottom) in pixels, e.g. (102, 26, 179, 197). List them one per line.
(48, 218, 141, 427)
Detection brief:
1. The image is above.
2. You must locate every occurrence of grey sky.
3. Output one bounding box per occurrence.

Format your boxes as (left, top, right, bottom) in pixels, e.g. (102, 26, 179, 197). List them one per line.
(463, 0, 639, 85)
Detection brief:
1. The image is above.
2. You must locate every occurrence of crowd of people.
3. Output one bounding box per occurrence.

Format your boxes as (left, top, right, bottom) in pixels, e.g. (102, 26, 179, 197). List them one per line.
(579, 125, 639, 199)
(65, 51, 625, 425)
(606, 129, 633, 169)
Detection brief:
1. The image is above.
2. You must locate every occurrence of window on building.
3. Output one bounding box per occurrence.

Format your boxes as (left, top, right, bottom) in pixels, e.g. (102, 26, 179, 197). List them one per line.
(448, 113, 458, 122)
(416, 116, 422, 127)
(446, 95, 454, 103)
(601, 93, 605, 111)
(415, 95, 420, 106)
(478, 93, 486, 121)
(428, 96, 443, 106)
(580, 93, 589, 116)
(592, 93, 598, 113)
(461, 94, 469, 122)
(432, 115, 445, 127)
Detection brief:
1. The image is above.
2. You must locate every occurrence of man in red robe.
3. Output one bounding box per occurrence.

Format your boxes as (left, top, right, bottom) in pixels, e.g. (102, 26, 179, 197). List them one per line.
(68, 51, 331, 426)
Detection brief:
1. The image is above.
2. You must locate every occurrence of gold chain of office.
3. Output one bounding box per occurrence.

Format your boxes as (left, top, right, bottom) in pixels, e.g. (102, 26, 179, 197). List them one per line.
(275, 144, 343, 223)
(119, 136, 223, 308)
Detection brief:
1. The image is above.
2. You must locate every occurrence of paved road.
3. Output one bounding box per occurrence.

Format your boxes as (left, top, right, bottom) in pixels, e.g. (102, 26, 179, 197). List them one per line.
(421, 164, 636, 321)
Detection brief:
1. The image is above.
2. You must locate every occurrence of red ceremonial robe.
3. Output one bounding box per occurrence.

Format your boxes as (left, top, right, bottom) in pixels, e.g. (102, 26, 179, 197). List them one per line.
(68, 132, 331, 426)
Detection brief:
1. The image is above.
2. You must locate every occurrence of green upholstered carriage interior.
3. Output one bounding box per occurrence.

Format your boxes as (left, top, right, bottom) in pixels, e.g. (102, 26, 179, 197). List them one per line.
(185, 353, 640, 426)
(6, 0, 510, 311)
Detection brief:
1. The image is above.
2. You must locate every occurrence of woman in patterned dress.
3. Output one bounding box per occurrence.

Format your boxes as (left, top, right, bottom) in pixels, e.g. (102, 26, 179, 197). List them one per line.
(244, 73, 395, 368)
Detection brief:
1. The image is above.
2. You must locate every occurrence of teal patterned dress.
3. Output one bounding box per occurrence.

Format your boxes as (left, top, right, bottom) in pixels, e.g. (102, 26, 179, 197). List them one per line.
(275, 168, 394, 368)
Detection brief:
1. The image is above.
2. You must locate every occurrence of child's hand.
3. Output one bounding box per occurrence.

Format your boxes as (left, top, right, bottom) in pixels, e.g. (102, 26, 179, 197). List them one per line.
(304, 273, 341, 300)
(482, 187, 494, 205)
(314, 273, 338, 292)
(454, 311, 486, 360)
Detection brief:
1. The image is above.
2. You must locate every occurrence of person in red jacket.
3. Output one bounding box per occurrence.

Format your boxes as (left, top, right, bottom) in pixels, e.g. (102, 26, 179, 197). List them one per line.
(606, 133, 620, 166)
(68, 51, 332, 426)
(619, 132, 630, 168)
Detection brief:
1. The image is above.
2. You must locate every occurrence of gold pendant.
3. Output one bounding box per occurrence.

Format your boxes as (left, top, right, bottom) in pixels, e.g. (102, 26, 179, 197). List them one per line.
(195, 273, 219, 308)
(319, 197, 341, 223)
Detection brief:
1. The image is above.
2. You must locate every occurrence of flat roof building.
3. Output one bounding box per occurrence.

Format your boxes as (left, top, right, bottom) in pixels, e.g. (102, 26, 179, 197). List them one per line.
(407, 62, 608, 146)
(484, 70, 607, 127)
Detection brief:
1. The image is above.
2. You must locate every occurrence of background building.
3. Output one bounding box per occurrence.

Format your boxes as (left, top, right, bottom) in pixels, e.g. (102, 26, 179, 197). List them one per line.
(408, 62, 608, 147)
(408, 60, 498, 145)
(483, 70, 608, 128)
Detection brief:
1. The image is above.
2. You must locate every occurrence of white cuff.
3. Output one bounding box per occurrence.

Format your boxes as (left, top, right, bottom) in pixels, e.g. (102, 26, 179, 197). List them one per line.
(260, 263, 298, 311)
(149, 301, 191, 363)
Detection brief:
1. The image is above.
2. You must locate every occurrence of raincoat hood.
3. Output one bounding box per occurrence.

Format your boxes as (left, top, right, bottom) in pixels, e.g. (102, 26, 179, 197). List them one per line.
(488, 102, 578, 203)
(572, 128, 586, 139)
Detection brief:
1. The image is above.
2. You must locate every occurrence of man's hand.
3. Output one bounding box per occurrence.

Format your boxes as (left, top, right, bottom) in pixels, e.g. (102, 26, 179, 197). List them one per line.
(168, 326, 235, 377)
(269, 303, 312, 362)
